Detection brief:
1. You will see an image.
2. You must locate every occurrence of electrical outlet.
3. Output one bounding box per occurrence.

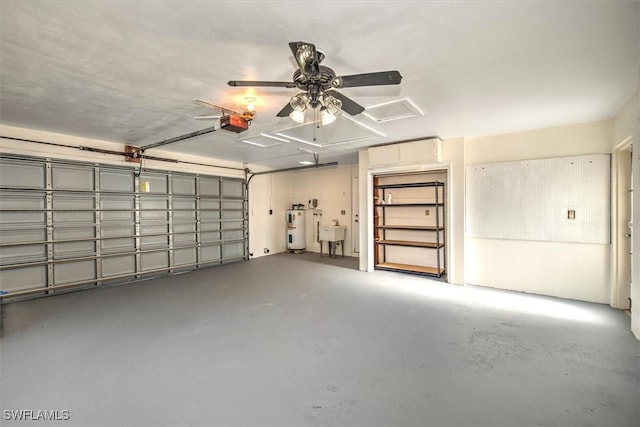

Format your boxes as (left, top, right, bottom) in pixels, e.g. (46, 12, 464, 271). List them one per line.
(568, 210, 576, 219)
(341, 210, 346, 215)
(269, 209, 273, 215)
(425, 209, 430, 216)
(263, 248, 270, 254)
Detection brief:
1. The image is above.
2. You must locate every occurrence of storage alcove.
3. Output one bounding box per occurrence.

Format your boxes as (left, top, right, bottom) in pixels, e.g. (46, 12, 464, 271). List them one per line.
(373, 171, 446, 278)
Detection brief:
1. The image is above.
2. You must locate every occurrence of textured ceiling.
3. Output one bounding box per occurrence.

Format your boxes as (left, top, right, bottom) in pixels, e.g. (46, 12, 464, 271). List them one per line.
(0, 1, 638, 169)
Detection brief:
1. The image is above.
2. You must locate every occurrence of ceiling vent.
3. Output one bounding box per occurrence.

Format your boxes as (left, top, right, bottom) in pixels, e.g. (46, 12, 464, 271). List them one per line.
(363, 98, 424, 123)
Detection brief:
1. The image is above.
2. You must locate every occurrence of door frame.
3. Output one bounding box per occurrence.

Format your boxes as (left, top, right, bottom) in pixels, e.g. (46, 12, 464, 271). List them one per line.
(612, 137, 633, 309)
(352, 176, 359, 255)
(361, 164, 451, 281)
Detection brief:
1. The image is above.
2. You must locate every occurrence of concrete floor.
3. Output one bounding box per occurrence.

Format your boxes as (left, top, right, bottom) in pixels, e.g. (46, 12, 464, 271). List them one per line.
(1, 252, 639, 427)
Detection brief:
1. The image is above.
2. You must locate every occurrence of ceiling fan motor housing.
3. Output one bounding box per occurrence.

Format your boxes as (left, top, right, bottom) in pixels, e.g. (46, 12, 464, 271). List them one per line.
(293, 66, 336, 93)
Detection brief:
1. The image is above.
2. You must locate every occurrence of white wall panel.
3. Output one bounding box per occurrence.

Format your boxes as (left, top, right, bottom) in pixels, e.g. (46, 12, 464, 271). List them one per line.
(466, 154, 610, 244)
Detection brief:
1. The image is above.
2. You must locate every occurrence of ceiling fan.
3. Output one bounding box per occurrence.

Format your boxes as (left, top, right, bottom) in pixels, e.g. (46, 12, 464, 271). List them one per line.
(228, 41, 402, 124)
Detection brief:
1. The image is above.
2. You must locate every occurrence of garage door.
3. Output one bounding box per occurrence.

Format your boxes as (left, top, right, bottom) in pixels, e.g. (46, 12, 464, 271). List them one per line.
(0, 155, 247, 299)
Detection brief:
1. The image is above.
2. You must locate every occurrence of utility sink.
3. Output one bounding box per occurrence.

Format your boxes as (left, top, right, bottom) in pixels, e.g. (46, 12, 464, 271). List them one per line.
(319, 226, 346, 241)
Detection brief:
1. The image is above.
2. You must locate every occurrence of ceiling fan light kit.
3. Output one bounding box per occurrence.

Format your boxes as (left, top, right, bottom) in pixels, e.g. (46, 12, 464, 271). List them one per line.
(288, 93, 308, 123)
(228, 41, 402, 125)
(290, 109, 306, 124)
(320, 107, 340, 126)
(244, 97, 256, 112)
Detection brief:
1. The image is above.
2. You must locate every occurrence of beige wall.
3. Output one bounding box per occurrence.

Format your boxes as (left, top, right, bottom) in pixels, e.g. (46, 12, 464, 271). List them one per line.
(464, 120, 612, 163)
(464, 120, 612, 303)
(248, 165, 357, 258)
(357, 122, 612, 302)
(248, 172, 291, 257)
(612, 91, 638, 148)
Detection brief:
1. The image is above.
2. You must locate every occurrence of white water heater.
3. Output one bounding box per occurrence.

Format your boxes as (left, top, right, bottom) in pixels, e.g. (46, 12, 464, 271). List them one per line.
(287, 209, 306, 251)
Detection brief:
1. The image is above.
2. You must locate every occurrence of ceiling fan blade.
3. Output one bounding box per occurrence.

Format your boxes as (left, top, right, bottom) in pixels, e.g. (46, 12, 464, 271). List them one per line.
(324, 90, 365, 116)
(289, 41, 320, 77)
(333, 71, 403, 88)
(288, 41, 302, 57)
(194, 115, 221, 120)
(227, 80, 296, 88)
(276, 102, 294, 118)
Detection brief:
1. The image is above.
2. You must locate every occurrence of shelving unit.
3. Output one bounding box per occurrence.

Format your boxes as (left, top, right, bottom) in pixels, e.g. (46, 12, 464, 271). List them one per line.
(373, 178, 445, 278)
